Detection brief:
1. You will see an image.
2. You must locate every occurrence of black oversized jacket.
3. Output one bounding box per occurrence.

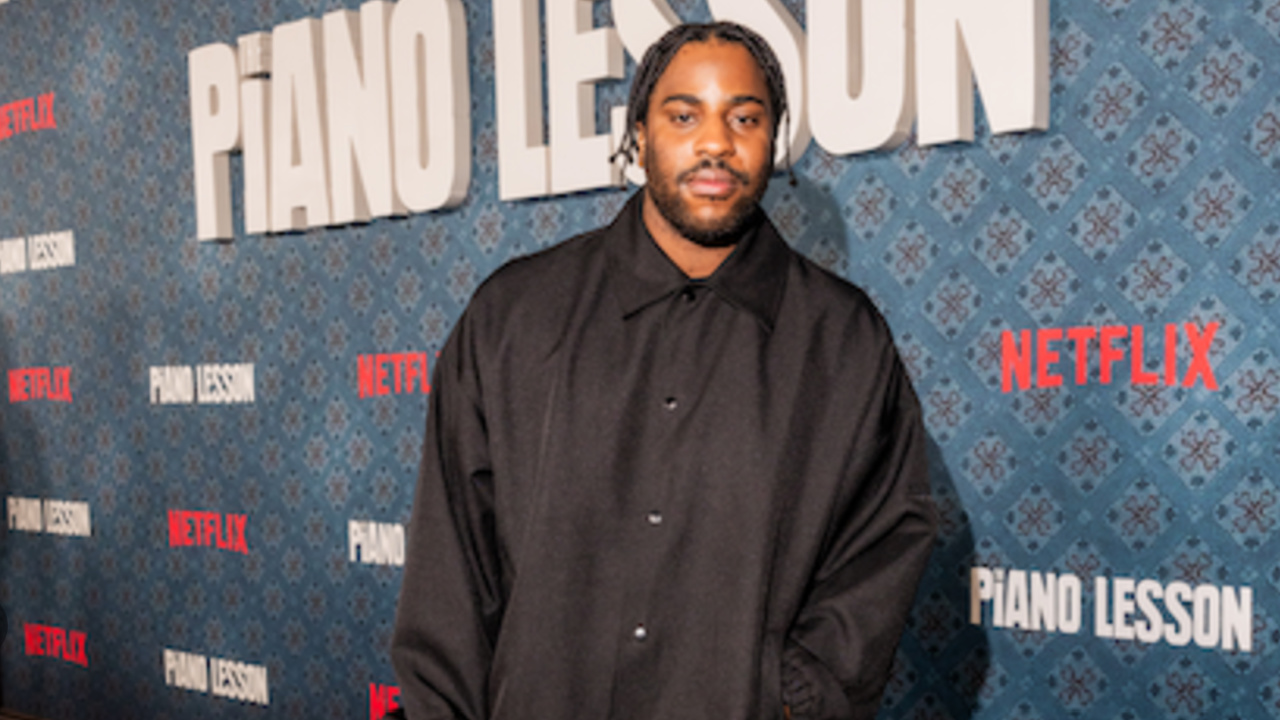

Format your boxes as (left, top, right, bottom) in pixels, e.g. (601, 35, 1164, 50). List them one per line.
(391, 192, 937, 720)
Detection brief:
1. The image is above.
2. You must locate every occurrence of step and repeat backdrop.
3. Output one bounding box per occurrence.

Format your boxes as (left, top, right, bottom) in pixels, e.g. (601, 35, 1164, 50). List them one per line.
(2, 0, 1279, 718)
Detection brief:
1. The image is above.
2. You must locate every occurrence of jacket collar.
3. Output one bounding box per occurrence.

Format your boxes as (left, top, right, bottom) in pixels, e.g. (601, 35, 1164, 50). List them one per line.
(605, 191, 789, 333)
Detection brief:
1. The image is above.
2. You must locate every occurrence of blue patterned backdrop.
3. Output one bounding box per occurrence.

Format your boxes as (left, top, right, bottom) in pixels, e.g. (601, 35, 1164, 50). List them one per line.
(1, 0, 1279, 718)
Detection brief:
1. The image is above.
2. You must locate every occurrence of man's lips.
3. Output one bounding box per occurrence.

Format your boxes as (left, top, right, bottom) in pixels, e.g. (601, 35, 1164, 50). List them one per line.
(682, 169, 740, 198)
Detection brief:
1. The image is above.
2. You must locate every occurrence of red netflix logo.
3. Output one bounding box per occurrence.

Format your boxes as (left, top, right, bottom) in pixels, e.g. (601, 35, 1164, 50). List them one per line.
(370, 683, 401, 720)
(0, 92, 56, 142)
(24, 623, 88, 667)
(8, 367, 72, 402)
(1001, 323, 1219, 393)
(168, 510, 249, 554)
(358, 353, 431, 398)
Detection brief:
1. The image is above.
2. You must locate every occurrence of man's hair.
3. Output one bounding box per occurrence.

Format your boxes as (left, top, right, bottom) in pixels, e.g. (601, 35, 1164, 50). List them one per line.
(612, 21, 791, 172)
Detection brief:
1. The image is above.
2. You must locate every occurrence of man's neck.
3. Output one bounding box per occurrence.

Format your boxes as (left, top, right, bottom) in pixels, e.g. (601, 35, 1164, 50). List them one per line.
(641, 192, 737, 280)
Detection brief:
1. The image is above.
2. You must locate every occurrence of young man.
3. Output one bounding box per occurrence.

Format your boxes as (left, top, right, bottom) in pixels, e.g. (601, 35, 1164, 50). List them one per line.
(390, 22, 937, 720)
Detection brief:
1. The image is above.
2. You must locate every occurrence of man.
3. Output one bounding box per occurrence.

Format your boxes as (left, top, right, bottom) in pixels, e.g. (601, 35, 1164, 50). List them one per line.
(391, 21, 937, 720)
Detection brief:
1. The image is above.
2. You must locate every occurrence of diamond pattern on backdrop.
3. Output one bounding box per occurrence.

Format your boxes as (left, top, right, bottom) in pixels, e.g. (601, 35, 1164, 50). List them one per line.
(1, 1, 1280, 719)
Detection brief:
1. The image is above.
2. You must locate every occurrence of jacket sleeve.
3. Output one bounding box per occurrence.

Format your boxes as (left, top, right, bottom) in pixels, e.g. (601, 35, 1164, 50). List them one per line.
(390, 308, 503, 720)
(781, 351, 938, 720)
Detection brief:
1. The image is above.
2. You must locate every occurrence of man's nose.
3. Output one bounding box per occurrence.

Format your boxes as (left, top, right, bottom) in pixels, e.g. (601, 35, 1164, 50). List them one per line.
(694, 116, 734, 157)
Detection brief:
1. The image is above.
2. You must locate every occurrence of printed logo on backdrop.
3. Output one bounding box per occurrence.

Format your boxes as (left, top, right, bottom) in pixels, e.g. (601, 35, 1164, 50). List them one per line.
(149, 364, 255, 404)
(0, 91, 56, 143)
(1000, 322, 1221, 392)
(7, 497, 91, 537)
(970, 567, 1253, 652)
(350, 519, 404, 566)
(358, 352, 431, 398)
(24, 623, 88, 667)
(164, 648, 269, 706)
(8, 366, 72, 403)
(187, 0, 1049, 239)
(168, 509, 249, 554)
(0, 231, 76, 275)
(370, 683, 401, 720)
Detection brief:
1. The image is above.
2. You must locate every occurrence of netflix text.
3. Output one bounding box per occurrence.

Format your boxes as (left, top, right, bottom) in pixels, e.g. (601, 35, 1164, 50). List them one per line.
(358, 352, 431, 398)
(8, 367, 72, 402)
(1001, 323, 1219, 393)
(168, 509, 249, 554)
(0, 92, 56, 143)
(24, 623, 88, 667)
(370, 683, 402, 720)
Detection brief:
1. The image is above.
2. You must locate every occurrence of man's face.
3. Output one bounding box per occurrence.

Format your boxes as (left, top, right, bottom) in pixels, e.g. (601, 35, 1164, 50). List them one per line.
(637, 39, 775, 248)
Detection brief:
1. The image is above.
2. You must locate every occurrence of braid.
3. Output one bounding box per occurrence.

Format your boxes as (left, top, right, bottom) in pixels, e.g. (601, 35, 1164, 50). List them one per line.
(611, 21, 793, 182)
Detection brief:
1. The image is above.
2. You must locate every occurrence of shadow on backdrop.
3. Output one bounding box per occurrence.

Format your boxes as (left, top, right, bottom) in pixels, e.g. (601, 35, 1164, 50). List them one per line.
(774, 174, 989, 719)
(0, 311, 55, 714)
(0, 319, 13, 709)
(879, 435, 989, 720)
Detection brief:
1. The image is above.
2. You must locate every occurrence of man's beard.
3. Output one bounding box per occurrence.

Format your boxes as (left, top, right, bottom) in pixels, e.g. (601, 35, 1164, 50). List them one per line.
(645, 152, 769, 248)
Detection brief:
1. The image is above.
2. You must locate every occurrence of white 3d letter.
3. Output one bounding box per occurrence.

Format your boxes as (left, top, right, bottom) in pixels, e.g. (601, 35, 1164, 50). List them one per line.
(915, 0, 1049, 146)
(189, 43, 240, 241)
(609, 0, 679, 186)
(613, 0, 680, 58)
(707, 0, 810, 167)
(324, 2, 401, 223)
(494, 0, 550, 200)
(271, 18, 332, 231)
(238, 33, 272, 236)
(546, 0, 624, 194)
(808, 0, 914, 156)
(390, 0, 471, 213)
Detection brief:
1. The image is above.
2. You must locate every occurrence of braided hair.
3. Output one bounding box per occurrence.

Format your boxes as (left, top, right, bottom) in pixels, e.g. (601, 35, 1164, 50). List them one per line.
(612, 21, 795, 183)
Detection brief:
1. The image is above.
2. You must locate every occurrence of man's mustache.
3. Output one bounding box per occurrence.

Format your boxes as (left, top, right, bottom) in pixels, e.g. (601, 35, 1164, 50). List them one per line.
(676, 158, 751, 187)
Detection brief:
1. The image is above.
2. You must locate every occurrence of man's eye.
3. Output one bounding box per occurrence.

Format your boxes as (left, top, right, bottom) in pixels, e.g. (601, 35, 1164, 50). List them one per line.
(734, 115, 761, 128)
(672, 113, 694, 125)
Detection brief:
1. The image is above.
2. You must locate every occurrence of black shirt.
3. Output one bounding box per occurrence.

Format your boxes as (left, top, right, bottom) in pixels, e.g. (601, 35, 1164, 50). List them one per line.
(391, 192, 937, 720)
